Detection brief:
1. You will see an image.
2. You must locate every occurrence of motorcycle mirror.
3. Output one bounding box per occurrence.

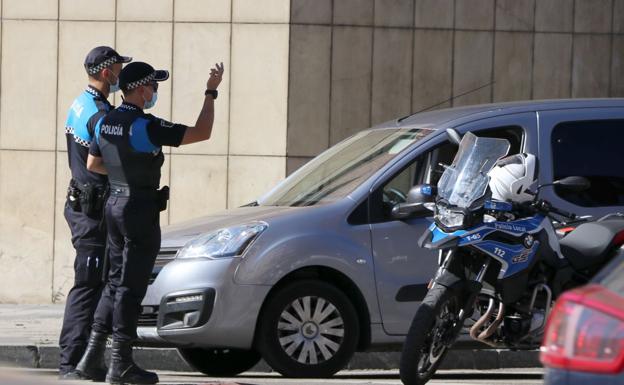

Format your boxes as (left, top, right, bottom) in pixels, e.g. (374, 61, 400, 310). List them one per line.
(537, 176, 591, 193)
(553, 176, 591, 192)
(446, 128, 462, 146)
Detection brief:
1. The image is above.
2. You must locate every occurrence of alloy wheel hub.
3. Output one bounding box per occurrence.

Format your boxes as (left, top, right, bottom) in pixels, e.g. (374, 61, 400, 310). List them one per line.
(301, 321, 319, 339)
(277, 296, 345, 365)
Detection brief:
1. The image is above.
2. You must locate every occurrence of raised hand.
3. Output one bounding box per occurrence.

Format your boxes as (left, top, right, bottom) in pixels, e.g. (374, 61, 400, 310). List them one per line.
(207, 62, 225, 90)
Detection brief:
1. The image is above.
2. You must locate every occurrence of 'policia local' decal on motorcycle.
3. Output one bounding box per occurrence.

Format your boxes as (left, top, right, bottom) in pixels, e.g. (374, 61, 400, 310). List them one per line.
(494, 222, 527, 232)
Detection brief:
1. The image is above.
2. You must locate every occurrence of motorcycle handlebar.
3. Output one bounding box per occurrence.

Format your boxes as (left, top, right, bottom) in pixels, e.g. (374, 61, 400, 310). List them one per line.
(534, 199, 577, 220)
(548, 205, 576, 220)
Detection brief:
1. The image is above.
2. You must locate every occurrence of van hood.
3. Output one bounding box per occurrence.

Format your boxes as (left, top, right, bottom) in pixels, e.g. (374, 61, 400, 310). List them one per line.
(160, 205, 299, 249)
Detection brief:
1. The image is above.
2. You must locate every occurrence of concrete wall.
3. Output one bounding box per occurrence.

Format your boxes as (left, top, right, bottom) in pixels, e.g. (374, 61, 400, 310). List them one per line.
(0, 0, 623, 303)
(0, 0, 290, 303)
(286, 0, 624, 171)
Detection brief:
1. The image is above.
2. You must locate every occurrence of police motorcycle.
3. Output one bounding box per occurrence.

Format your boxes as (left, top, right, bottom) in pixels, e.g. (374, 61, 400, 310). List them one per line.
(397, 130, 624, 385)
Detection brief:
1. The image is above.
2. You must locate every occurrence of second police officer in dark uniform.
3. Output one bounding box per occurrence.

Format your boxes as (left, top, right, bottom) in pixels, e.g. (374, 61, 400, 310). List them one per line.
(59, 46, 131, 381)
(77, 61, 224, 384)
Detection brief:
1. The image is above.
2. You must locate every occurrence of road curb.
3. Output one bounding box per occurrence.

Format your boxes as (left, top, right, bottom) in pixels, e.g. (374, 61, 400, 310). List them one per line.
(0, 345, 540, 372)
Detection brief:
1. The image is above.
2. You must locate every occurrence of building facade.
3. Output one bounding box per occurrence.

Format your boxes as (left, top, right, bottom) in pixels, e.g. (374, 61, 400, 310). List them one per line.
(0, 0, 622, 303)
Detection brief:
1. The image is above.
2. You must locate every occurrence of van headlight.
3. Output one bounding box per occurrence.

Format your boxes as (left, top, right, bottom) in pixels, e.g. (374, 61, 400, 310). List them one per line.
(176, 222, 268, 259)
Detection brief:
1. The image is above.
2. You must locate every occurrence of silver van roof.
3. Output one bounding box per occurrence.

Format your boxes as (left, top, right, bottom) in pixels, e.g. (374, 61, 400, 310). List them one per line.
(376, 98, 624, 130)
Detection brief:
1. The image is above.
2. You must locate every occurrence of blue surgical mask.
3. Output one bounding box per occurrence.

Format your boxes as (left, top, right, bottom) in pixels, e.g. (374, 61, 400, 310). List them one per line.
(110, 81, 120, 93)
(108, 74, 120, 93)
(143, 92, 158, 109)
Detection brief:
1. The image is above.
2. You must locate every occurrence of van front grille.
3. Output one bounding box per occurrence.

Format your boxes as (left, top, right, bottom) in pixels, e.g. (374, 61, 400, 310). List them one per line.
(148, 248, 179, 285)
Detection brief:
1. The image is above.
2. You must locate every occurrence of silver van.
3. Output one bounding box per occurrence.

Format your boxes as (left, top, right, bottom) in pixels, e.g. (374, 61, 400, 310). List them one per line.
(138, 99, 624, 377)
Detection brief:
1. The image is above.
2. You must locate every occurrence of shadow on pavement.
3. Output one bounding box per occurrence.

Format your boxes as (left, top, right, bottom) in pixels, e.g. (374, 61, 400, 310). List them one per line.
(171, 369, 542, 382)
(1, 367, 542, 384)
(0, 369, 261, 385)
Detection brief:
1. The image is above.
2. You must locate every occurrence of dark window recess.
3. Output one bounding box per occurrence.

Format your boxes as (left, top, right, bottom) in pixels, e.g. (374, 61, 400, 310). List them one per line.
(347, 199, 369, 225)
(551, 120, 624, 207)
(368, 126, 524, 223)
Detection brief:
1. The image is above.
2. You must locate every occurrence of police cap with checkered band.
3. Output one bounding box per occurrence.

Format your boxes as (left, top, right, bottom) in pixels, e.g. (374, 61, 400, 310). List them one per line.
(118, 62, 169, 92)
(84, 46, 132, 75)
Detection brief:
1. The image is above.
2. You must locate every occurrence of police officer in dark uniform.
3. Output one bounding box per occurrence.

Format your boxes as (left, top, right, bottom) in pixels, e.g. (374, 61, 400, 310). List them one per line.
(78, 61, 224, 384)
(59, 46, 132, 381)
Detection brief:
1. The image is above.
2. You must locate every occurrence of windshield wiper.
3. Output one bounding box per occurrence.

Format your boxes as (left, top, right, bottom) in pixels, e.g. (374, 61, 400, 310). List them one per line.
(240, 201, 259, 207)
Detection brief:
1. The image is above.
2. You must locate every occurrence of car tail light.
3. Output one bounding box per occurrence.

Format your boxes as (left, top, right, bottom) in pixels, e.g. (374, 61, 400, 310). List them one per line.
(541, 284, 624, 374)
(613, 230, 624, 248)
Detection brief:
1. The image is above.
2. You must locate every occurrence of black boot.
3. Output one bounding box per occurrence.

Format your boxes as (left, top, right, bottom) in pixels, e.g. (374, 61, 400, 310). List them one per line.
(59, 370, 94, 381)
(106, 339, 158, 385)
(74, 330, 109, 382)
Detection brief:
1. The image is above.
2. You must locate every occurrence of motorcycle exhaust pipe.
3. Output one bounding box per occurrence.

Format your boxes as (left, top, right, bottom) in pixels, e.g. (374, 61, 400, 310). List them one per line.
(470, 298, 495, 340)
(478, 302, 505, 340)
(469, 298, 505, 348)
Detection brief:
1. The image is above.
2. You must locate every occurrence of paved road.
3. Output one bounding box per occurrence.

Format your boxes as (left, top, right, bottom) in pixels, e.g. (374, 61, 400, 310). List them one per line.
(2, 368, 543, 385)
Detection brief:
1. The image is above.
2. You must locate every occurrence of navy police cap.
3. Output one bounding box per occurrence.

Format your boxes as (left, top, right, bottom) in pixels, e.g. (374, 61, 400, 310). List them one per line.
(84, 46, 132, 75)
(119, 62, 169, 91)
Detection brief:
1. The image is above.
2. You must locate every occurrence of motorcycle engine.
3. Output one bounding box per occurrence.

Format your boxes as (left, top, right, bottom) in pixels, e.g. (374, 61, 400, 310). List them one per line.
(503, 310, 546, 346)
(503, 314, 531, 344)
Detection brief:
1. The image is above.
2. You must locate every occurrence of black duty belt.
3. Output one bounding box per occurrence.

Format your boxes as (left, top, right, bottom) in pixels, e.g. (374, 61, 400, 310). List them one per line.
(68, 179, 109, 216)
(109, 187, 159, 197)
(70, 179, 108, 194)
(110, 185, 170, 212)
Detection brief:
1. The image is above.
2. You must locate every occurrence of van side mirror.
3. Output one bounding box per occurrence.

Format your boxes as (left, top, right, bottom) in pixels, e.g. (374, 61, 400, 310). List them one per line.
(407, 184, 436, 204)
(554, 176, 591, 192)
(391, 184, 436, 220)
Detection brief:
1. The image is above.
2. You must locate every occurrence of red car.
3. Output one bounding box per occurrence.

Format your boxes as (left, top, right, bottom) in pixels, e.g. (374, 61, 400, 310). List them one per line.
(541, 251, 624, 384)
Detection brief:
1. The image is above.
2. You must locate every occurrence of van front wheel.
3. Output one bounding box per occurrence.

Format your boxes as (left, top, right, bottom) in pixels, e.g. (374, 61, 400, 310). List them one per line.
(256, 280, 359, 378)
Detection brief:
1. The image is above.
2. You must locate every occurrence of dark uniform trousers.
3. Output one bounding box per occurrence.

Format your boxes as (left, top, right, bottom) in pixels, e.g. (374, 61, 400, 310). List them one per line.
(59, 203, 109, 373)
(88, 101, 187, 343)
(92, 193, 160, 341)
(59, 86, 114, 374)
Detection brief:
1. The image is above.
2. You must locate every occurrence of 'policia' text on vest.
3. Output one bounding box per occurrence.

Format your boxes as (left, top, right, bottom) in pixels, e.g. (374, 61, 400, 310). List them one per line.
(101, 124, 124, 136)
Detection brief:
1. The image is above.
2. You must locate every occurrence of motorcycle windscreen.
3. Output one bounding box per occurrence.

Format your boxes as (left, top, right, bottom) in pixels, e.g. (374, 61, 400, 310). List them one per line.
(437, 132, 510, 208)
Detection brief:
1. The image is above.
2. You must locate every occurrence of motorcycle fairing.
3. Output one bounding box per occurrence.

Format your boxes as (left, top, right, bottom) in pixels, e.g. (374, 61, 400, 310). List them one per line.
(473, 239, 541, 278)
(423, 215, 554, 279)
(418, 222, 467, 249)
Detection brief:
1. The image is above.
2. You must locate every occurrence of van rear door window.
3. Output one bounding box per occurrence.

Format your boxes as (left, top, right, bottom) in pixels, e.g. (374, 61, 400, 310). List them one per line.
(551, 120, 624, 207)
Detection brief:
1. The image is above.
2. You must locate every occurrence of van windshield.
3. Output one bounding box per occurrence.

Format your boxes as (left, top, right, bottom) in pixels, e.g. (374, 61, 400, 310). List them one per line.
(260, 128, 432, 207)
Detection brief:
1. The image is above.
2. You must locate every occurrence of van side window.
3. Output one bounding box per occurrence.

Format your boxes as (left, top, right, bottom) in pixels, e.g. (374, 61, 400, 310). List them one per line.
(551, 120, 624, 207)
(477, 126, 523, 155)
(369, 126, 524, 223)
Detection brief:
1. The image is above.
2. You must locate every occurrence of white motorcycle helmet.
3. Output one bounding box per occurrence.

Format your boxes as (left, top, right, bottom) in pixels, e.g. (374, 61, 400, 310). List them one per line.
(488, 153, 537, 203)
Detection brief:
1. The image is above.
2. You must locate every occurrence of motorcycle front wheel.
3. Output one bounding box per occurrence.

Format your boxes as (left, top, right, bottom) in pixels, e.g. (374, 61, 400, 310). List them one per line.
(400, 284, 464, 385)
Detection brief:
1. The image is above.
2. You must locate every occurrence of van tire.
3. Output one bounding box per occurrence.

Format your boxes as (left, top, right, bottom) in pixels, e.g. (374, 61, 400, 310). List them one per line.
(256, 280, 359, 378)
